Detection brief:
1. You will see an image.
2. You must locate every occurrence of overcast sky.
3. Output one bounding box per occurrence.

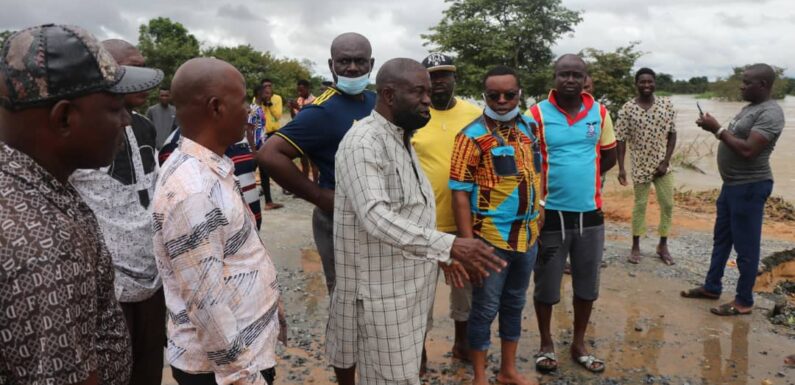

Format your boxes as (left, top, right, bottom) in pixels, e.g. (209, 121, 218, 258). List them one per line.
(2, 0, 792, 80)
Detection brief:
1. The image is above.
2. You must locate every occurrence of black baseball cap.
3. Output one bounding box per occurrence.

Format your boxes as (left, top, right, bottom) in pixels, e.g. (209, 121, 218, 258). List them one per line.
(0, 24, 163, 110)
(422, 53, 456, 73)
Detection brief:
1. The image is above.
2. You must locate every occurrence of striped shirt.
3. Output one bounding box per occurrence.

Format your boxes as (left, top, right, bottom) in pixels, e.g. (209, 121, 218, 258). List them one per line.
(152, 137, 279, 385)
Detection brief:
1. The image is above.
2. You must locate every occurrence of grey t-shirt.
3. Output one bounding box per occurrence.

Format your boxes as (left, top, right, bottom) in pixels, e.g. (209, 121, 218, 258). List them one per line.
(145, 103, 176, 149)
(717, 99, 784, 185)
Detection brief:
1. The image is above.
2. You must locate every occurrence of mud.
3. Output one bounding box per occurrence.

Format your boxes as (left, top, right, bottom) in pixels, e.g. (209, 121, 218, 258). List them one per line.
(159, 188, 795, 385)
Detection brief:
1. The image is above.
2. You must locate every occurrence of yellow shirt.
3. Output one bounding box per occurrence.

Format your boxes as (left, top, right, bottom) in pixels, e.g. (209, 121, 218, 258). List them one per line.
(412, 98, 482, 232)
(255, 94, 283, 134)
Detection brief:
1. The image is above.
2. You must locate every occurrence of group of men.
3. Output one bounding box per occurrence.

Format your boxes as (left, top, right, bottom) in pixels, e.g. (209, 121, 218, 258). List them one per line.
(0, 22, 785, 385)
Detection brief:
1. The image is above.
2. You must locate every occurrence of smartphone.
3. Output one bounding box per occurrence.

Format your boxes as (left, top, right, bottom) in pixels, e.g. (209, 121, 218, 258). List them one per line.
(696, 101, 704, 118)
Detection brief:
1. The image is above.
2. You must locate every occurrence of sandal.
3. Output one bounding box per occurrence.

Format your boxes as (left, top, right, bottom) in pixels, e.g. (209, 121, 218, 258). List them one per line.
(575, 354, 605, 373)
(710, 302, 752, 316)
(534, 351, 558, 373)
(680, 286, 720, 300)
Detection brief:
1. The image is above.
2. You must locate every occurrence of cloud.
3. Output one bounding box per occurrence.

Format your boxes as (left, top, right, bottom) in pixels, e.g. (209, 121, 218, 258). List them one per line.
(0, 0, 792, 80)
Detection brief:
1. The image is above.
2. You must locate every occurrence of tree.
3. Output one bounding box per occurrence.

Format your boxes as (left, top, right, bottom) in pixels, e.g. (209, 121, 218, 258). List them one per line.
(422, 0, 582, 98)
(0, 30, 14, 46)
(137, 17, 200, 87)
(579, 43, 644, 117)
(710, 65, 789, 101)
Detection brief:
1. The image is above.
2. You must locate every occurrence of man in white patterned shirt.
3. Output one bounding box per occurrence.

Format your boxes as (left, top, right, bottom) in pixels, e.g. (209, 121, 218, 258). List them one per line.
(329, 58, 505, 384)
(152, 58, 283, 385)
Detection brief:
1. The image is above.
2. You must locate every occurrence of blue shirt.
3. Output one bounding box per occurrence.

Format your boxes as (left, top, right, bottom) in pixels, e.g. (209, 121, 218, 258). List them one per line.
(525, 91, 616, 212)
(276, 88, 376, 189)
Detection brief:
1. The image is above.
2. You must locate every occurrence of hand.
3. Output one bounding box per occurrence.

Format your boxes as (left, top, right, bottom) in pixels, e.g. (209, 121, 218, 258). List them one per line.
(696, 112, 720, 134)
(439, 260, 469, 288)
(618, 168, 628, 186)
(450, 238, 505, 281)
(277, 298, 288, 346)
(313, 188, 335, 214)
(653, 161, 669, 178)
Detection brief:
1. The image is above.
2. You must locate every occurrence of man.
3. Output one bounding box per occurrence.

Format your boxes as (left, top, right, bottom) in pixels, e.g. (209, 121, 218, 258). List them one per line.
(411, 53, 481, 364)
(70, 39, 165, 385)
(681, 63, 784, 316)
(449, 65, 541, 385)
(258, 78, 284, 135)
(583, 75, 594, 95)
(153, 58, 284, 385)
(525, 54, 617, 373)
(146, 85, 177, 148)
(260, 33, 376, 384)
(253, 83, 284, 210)
(0, 24, 161, 385)
(331, 57, 505, 385)
(616, 67, 677, 265)
(289, 79, 318, 182)
(290, 79, 316, 117)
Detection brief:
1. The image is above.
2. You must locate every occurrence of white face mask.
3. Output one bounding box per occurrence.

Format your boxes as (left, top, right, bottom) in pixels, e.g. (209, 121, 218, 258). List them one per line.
(332, 68, 371, 95)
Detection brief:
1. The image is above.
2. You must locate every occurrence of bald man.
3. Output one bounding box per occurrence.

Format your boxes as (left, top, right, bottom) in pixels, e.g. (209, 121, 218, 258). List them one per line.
(70, 38, 165, 385)
(330, 58, 504, 384)
(682, 63, 784, 317)
(525, 54, 616, 374)
(0, 24, 162, 385)
(152, 58, 283, 385)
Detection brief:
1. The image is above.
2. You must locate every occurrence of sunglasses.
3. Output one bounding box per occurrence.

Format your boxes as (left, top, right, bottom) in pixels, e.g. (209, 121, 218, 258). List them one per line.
(483, 90, 521, 102)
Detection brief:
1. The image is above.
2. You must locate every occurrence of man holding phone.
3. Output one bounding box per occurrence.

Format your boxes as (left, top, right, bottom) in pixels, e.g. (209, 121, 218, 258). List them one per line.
(615, 67, 677, 265)
(682, 63, 785, 316)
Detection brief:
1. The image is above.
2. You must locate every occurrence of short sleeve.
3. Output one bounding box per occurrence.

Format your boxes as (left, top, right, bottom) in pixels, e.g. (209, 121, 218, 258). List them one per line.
(665, 98, 677, 133)
(448, 133, 480, 191)
(275, 107, 328, 156)
(600, 111, 617, 149)
(751, 105, 785, 141)
(614, 104, 631, 142)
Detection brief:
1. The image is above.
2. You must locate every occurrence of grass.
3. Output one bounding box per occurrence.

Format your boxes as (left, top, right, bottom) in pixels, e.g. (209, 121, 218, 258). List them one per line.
(671, 135, 715, 173)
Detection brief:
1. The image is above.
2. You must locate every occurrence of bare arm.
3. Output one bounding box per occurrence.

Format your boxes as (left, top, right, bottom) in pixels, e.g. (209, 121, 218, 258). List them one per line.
(697, 113, 770, 160)
(451, 190, 474, 239)
(616, 141, 628, 185)
(600, 147, 617, 173)
(258, 135, 334, 213)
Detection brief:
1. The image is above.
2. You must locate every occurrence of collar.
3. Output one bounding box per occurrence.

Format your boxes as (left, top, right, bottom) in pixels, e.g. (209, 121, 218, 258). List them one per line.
(547, 89, 595, 125)
(178, 137, 234, 178)
(371, 110, 408, 142)
(0, 141, 84, 211)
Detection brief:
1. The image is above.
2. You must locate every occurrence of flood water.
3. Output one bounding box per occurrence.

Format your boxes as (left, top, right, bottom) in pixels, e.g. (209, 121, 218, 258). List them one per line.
(664, 95, 795, 201)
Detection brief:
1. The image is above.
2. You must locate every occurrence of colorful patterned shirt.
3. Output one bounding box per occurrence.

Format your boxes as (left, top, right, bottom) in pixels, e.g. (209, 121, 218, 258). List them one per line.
(615, 97, 676, 184)
(526, 91, 617, 212)
(248, 102, 267, 149)
(448, 115, 541, 252)
(0, 142, 131, 385)
(153, 138, 280, 385)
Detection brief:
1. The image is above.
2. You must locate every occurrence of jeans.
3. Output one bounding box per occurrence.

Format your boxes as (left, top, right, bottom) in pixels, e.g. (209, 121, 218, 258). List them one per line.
(468, 242, 537, 351)
(703, 180, 773, 307)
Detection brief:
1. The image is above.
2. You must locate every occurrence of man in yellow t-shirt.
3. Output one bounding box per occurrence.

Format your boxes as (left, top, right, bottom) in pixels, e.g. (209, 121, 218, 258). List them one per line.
(411, 53, 481, 369)
(255, 79, 287, 205)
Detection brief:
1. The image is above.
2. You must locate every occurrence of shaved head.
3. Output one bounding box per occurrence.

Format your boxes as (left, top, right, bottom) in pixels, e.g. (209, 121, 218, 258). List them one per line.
(330, 32, 371, 59)
(746, 63, 776, 87)
(101, 39, 140, 63)
(171, 57, 248, 150)
(554, 54, 587, 73)
(376, 58, 427, 92)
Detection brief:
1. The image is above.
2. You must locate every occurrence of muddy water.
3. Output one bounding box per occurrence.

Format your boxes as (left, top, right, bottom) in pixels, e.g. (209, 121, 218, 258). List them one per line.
(663, 95, 795, 202)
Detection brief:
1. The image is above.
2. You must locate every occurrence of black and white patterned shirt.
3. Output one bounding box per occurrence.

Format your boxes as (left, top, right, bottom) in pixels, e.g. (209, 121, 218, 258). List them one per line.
(0, 142, 131, 385)
(153, 137, 280, 385)
(71, 112, 162, 303)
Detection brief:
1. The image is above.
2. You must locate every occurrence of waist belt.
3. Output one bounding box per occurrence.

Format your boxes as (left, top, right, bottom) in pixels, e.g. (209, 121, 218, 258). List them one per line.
(541, 209, 604, 241)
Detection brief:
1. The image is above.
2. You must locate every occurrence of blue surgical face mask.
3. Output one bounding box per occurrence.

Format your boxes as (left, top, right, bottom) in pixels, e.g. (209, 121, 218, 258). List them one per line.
(484, 105, 520, 122)
(333, 68, 371, 95)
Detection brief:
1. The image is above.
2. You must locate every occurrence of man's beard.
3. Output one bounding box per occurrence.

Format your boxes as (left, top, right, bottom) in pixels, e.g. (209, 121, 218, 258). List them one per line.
(430, 92, 453, 109)
(393, 109, 431, 133)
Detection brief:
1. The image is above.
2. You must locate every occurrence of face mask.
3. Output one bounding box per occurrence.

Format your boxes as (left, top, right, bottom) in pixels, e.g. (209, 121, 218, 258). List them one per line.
(394, 109, 431, 132)
(484, 105, 520, 122)
(333, 68, 370, 95)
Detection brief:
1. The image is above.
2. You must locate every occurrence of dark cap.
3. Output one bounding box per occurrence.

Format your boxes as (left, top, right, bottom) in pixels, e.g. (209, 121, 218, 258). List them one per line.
(422, 53, 456, 73)
(0, 24, 163, 110)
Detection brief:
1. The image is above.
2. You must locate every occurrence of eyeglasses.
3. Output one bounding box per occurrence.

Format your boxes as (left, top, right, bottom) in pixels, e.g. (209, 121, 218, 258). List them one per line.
(483, 90, 521, 102)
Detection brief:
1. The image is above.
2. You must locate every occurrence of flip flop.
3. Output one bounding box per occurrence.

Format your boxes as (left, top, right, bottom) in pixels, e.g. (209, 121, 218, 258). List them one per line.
(534, 351, 558, 373)
(575, 354, 605, 373)
(680, 287, 720, 300)
(710, 303, 752, 316)
(785, 354, 795, 367)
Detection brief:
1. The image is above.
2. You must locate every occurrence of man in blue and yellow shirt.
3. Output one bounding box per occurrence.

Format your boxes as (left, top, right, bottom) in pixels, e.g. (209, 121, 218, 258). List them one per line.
(450, 65, 541, 385)
(525, 54, 616, 374)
